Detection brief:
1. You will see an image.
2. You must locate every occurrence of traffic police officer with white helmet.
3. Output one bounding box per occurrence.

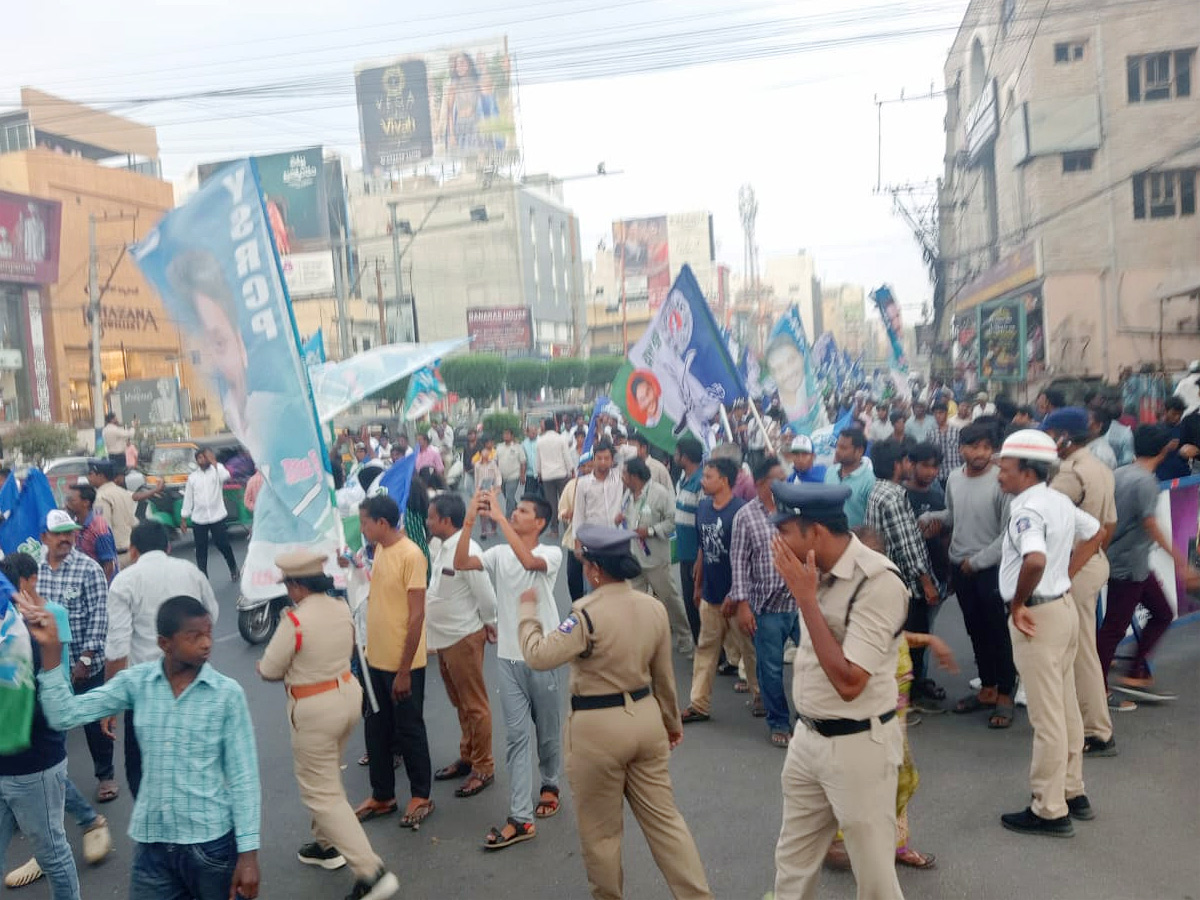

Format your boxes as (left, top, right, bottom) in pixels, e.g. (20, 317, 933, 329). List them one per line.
(768, 482, 908, 900)
(519, 525, 712, 900)
(995, 430, 1104, 837)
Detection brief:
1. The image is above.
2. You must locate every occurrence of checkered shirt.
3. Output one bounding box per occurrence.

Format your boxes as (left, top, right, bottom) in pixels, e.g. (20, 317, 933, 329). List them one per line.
(38, 548, 108, 677)
(865, 479, 932, 596)
(38, 661, 261, 852)
(730, 498, 794, 615)
(933, 424, 963, 477)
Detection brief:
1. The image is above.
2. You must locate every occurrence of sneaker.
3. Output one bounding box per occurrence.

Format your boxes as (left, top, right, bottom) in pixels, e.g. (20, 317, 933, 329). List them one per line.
(298, 842, 346, 870)
(3, 858, 43, 888)
(82, 815, 112, 864)
(1067, 795, 1095, 821)
(1082, 736, 1118, 758)
(1014, 682, 1027, 707)
(345, 868, 400, 900)
(1000, 806, 1074, 838)
(1107, 693, 1138, 713)
(1111, 677, 1177, 702)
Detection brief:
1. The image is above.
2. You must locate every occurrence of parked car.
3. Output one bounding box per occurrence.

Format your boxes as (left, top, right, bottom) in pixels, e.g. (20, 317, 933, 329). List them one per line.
(43, 456, 93, 505)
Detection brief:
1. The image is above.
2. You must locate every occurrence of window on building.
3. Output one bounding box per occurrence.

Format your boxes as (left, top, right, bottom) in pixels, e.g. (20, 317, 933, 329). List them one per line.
(1133, 169, 1198, 219)
(1054, 42, 1086, 64)
(0, 119, 33, 154)
(1127, 49, 1194, 102)
(1062, 150, 1095, 173)
(1001, 0, 1016, 37)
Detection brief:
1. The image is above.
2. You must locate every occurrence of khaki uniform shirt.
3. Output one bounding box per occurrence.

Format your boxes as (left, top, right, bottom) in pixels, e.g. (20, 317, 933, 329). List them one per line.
(519, 582, 682, 736)
(1051, 448, 1117, 582)
(258, 592, 355, 687)
(792, 536, 907, 720)
(95, 482, 136, 552)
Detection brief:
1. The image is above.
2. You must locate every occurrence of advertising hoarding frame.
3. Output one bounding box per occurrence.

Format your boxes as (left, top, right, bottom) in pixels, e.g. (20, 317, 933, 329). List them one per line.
(0, 190, 62, 286)
(466, 306, 532, 352)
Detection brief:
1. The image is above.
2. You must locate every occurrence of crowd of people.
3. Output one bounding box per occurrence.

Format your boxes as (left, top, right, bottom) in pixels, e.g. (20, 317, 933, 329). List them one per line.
(1, 375, 1196, 900)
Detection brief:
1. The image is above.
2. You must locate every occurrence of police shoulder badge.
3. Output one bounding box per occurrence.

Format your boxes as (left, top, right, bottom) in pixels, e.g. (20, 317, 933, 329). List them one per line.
(557, 615, 580, 634)
(1015, 517, 1033, 534)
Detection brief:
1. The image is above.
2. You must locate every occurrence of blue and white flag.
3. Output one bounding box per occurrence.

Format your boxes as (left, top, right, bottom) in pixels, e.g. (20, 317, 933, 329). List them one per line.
(581, 396, 608, 457)
(613, 265, 746, 453)
(402, 364, 447, 422)
(870, 285, 911, 401)
(132, 158, 342, 600)
(301, 329, 326, 367)
(764, 306, 828, 436)
(0, 469, 57, 558)
(377, 453, 416, 518)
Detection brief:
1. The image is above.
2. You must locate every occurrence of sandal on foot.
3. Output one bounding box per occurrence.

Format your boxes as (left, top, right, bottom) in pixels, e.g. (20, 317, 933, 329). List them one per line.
(732, 679, 750, 694)
(535, 786, 559, 818)
(435, 760, 471, 781)
(399, 800, 435, 829)
(4, 858, 43, 888)
(770, 731, 791, 748)
(354, 798, 397, 822)
(749, 697, 767, 717)
(988, 700, 1015, 729)
(953, 693, 993, 714)
(455, 772, 494, 798)
(483, 817, 536, 850)
(915, 678, 946, 701)
(680, 707, 710, 724)
(896, 847, 937, 869)
(823, 841, 851, 871)
(96, 780, 119, 803)
(357, 752, 370, 766)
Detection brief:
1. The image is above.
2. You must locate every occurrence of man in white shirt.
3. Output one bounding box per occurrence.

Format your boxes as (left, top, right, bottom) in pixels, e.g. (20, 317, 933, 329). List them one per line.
(430, 422, 456, 469)
(996, 430, 1103, 838)
(101, 413, 137, 469)
(454, 489, 564, 848)
(971, 391, 997, 421)
(631, 433, 674, 493)
(536, 417, 574, 536)
(426, 493, 499, 800)
(104, 521, 217, 797)
(180, 449, 238, 581)
(495, 428, 527, 516)
(572, 441, 625, 545)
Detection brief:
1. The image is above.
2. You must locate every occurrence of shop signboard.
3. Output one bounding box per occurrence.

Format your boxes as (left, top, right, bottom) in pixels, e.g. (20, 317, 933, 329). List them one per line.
(0, 191, 61, 285)
(466, 306, 532, 352)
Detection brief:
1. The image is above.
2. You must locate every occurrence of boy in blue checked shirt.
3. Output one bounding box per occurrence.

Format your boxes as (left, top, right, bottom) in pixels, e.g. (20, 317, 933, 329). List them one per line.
(19, 594, 261, 900)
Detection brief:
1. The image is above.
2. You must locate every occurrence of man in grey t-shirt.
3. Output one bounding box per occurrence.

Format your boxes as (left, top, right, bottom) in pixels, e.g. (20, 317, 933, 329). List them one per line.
(1097, 426, 1187, 703)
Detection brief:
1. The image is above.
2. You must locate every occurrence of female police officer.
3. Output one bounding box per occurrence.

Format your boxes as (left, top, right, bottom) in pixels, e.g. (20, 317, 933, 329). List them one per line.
(257, 550, 399, 900)
(519, 525, 712, 900)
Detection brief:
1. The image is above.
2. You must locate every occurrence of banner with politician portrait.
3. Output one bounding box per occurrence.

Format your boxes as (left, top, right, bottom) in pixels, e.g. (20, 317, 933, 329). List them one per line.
(612, 265, 746, 453)
(765, 305, 828, 436)
(132, 159, 343, 601)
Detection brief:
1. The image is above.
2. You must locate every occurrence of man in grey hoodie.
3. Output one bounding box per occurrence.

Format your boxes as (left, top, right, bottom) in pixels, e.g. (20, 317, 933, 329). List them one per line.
(920, 422, 1016, 728)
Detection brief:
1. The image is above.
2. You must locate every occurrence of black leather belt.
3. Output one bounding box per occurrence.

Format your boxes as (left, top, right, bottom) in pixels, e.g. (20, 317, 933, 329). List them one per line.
(796, 709, 895, 737)
(1007, 594, 1064, 612)
(571, 686, 651, 711)
(116, 548, 129, 555)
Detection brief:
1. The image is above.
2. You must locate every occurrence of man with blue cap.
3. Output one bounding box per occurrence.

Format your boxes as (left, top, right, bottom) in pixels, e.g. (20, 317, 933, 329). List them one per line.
(1041, 408, 1122, 748)
(767, 481, 908, 900)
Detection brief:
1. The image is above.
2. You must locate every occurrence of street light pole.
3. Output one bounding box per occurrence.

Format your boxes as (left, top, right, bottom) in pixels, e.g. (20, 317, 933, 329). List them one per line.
(386, 201, 406, 341)
(88, 215, 103, 438)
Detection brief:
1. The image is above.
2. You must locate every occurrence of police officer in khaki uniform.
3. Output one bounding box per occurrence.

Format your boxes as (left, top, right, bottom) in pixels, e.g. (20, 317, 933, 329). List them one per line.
(1042, 408, 1120, 754)
(257, 550, 399, 900)
(768, 482, 907, 900)
(519, 526, 712, 900)
(996, 431, 1103, 837)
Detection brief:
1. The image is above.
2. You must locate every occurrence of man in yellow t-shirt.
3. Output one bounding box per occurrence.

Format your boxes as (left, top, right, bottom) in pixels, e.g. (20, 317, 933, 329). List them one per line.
(353, 494, 434, 830)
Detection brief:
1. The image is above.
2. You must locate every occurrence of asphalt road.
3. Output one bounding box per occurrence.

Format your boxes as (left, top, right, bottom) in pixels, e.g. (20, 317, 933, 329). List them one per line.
(6, 533, 1199, 899)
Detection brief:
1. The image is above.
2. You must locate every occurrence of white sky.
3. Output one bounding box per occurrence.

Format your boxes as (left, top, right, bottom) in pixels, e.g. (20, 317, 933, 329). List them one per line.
(1, 0, 961, 316)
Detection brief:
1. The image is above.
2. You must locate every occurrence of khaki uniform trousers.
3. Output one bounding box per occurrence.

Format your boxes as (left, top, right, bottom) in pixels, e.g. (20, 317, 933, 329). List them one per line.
(1008, 596, 1085, 820)
(289, 678, 383, 879)
(689, 601, 759, 714)
(632, 565, 693, 651)
(774, 717, 904, 900)
(437, 628, 494, 776)
(1069, 554, 1114, 742)
(566, 696, 712, 900)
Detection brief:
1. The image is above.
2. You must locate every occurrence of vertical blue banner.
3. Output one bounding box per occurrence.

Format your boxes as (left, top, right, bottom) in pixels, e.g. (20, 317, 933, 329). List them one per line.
(301, 329, 327, 366)
(765, 305, 827, 436)
(132, 159, 342, 600)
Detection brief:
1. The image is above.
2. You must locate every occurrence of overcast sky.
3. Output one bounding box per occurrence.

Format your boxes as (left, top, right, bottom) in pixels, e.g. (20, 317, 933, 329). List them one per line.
(2, 0, 959, 316)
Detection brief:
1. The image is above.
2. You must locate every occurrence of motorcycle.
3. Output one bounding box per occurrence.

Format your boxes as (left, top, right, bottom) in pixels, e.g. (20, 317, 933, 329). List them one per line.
(236, 592, 293, 645)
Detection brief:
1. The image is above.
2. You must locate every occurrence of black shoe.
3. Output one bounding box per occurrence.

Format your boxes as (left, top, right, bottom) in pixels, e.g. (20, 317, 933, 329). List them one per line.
(1000, 807, 1075, 838)
(1067, 795, 1095, 821)
(297, 842, 346, 870)
(1083, 736, 1118, 758)
(345, 868, 400, 900)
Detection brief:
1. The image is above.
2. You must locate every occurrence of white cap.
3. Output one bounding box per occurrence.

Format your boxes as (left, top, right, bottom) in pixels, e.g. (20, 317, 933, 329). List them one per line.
(789, 435, 814, 454)
(999, 429, 1058, 464)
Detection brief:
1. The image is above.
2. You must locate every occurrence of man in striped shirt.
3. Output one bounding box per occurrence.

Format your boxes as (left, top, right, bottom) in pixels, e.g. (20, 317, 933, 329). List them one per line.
(26, 595, 261, 900)
(932, 400, 963, 484)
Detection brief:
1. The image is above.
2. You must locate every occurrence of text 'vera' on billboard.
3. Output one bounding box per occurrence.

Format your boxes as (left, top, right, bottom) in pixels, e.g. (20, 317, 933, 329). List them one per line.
(466, 306, 532, 351)
(0, 190, 62, 285)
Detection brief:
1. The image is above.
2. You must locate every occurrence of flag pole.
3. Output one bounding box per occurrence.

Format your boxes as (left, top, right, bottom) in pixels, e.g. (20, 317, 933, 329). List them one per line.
(747, 400, 777, 456)
(718, 404, 735, 443)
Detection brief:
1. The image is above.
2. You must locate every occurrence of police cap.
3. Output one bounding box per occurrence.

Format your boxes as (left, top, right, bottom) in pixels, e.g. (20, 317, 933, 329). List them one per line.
(87, 458, 116, 478)
(1041, 406, 1090, 437)
(275, 549, 327, 581)
(576, 525, 635, 557)
(770, 482, 851, 527)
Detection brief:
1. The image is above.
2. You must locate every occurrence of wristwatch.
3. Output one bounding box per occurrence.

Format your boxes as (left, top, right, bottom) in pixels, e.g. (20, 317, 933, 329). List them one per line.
(78, 655, 94, 667)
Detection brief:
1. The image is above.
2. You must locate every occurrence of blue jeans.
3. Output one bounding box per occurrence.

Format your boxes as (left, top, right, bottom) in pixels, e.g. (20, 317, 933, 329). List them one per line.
(129, 830, 237, 900)
(64, 777, 98, 829)
(754, 610, 800, 734)
(497, 659, 563, 824)
(0, 760, 80, 899)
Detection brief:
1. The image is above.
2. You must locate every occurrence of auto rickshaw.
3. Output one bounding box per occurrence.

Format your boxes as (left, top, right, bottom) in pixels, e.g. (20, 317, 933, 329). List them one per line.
(141, 435, 255, 537)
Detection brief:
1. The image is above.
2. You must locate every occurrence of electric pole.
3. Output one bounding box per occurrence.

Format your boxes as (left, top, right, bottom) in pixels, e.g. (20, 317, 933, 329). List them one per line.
(375, 260, 387, 347)
(88, 215, 103, 440)
(333, 219, 351, 360)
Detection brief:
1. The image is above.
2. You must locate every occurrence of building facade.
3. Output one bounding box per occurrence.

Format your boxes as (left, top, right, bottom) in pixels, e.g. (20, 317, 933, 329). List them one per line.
(820, 283, 868, 355)
(764, 251, 823, 337)
(348, 172, 582, 358)
(0, 90, 210, 431)
(939, 0, 1200, 390)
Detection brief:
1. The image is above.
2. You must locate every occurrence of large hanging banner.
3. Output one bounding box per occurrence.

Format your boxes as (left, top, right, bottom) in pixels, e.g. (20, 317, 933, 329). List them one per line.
(870, 284, 911, 401)
(765, 305, 828, 436)
(612, 264, 746, 452)
(132, 159, 343, 600)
